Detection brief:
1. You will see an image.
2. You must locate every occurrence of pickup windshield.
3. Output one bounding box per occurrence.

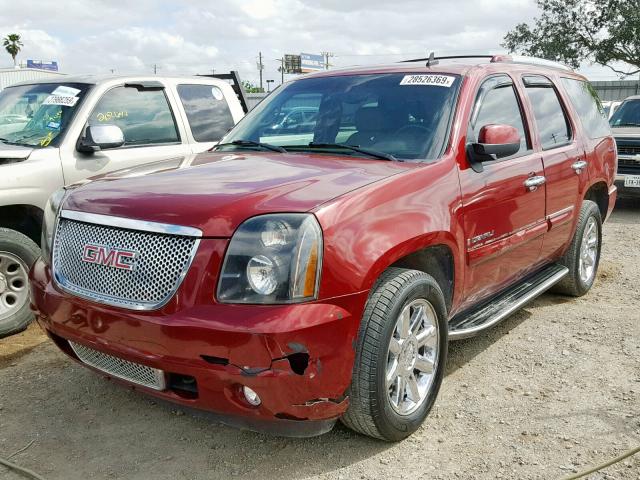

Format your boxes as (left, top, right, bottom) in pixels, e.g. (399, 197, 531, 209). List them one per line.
(609, 99, 640, 127)
(0, 83, 90, 148)
(221, 73, 461, 161)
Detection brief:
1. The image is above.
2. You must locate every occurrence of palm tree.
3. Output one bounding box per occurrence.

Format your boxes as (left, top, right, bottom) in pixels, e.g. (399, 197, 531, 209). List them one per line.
(3, 34, 23, 66)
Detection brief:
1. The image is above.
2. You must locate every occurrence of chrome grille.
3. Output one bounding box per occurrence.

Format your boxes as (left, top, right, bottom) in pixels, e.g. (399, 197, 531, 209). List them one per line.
(53, 215, 199, 310)
(618, 145, 640, 155)
(69, 341, 166, 390)
(619, 157, 640, 167)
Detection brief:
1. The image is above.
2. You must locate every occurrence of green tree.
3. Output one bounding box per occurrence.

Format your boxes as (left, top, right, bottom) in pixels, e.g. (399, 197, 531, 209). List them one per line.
(241, 80, 264, 93)
(3, 33, 23, 66)
(503, 0, 640, 76)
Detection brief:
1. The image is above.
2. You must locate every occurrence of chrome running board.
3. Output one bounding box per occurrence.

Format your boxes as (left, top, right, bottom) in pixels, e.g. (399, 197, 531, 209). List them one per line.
(448, 264, 569, 340)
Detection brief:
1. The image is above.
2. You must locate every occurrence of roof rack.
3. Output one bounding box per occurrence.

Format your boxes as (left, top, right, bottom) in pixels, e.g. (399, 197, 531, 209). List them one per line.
(401, 54, 573, 72)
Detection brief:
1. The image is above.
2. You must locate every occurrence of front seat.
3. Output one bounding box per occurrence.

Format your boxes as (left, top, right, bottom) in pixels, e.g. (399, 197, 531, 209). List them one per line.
(346, 106, 387, 147)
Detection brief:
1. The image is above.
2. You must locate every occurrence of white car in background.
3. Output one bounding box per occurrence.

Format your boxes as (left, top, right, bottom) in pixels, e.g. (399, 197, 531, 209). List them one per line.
(0, 74, 247, 337)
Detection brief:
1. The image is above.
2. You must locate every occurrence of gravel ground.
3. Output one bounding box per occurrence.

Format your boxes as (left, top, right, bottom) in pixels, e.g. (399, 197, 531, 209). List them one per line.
(0, 201, 638, 480)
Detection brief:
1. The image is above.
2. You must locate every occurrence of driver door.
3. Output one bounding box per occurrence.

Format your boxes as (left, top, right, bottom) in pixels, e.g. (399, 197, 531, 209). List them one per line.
(61, 83, 189, 185)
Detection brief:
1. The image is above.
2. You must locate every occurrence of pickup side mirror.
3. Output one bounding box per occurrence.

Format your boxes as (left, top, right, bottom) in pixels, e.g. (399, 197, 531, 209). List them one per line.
(467, 124, 521, 172)
(77, 125, 125, 153)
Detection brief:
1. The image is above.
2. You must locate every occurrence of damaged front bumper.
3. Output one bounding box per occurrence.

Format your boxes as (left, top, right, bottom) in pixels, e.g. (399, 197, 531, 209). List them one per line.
(29, 258, 368, 437)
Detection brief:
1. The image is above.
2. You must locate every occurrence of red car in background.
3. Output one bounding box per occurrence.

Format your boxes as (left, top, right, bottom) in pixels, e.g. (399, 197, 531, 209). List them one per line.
(30, 54, 616, 441)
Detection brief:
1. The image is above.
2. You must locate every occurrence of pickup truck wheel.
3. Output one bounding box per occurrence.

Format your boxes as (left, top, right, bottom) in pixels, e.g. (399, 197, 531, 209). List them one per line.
(553, 200, 602, 297)
(0, 228, 40, 338)
(341, 268, 448, 441)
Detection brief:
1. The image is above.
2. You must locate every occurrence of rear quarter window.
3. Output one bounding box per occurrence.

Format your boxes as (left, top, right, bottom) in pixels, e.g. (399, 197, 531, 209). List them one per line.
(177, 84, 234, 142)
(560, 78, 611, 139)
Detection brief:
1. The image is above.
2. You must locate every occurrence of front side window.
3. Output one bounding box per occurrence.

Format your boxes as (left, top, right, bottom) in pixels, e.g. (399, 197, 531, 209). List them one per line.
(609, 99, 640, 128)
(524, 77, 571, 150)
(0, 83, 90, 148)
(177, 84, 234, 142)
(221, 73, 462, 161)
(560, 78, 610, 139)
(470, 76, 530, 156)
(88, 86, 179, 147)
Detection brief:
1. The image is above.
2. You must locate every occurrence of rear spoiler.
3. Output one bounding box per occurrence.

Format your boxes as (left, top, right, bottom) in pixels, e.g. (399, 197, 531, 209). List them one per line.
(199, 71, 250, 114)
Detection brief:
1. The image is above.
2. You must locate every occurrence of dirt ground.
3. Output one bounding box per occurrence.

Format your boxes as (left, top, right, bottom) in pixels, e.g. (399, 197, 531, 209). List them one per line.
(0, 201, 638, 480)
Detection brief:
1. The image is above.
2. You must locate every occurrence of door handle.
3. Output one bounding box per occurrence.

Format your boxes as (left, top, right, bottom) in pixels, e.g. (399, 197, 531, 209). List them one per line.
(524, 176, 546, 191)
(572, 160, 588, 174)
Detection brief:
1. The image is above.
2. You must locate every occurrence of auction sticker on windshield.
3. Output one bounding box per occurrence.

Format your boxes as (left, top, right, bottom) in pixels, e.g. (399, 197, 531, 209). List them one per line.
(42, 95, 79, 107)
(400, 75, 455, 87)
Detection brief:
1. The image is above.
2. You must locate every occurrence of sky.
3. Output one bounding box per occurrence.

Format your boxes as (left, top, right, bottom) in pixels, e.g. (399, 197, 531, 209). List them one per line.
(0, 0, 632, 86)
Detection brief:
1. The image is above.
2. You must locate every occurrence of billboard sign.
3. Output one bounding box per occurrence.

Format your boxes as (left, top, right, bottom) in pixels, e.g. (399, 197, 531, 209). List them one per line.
(283, 54, 301, 74)
(26, 60, 59, 71)
(300, 53, 324, 73)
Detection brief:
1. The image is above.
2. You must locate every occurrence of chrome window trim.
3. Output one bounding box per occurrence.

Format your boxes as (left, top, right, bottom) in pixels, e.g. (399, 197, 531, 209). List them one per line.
(60, 210, 202, 237)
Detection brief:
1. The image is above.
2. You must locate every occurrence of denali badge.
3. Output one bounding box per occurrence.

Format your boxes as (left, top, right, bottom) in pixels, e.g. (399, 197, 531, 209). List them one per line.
(82, 244, 137, 271)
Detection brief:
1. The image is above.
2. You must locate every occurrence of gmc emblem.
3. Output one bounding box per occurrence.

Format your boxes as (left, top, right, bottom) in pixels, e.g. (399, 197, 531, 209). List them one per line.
(82, 244, 137, 271)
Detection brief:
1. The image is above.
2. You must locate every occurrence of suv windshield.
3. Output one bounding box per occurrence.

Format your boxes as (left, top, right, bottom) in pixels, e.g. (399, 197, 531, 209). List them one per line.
(609, 99, 640, 127)
(222, 73, 461, 161)
(0, 83, 90, 148)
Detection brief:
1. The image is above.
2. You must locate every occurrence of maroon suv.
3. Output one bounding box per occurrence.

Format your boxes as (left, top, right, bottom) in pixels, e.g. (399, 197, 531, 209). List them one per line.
(30, 55, 617, 441)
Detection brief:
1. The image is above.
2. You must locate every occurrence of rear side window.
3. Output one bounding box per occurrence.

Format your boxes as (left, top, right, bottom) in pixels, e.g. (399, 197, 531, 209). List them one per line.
(524, 78, 571, 150)
(89, 86, 179, 146)
(177, 84, 234, 142)
(560, 78, 610, 139)
(471, 76, 529, 156)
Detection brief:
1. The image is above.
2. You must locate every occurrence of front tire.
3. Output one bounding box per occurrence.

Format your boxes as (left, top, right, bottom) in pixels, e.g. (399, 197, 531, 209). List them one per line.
(0, 228, 40, 338)
(341, 268, 448, 441)
(553, 200, 602, 297)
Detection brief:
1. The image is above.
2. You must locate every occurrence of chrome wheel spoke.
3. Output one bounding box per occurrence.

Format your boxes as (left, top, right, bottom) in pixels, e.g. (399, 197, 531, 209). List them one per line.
(409, 305, 424, 334)
(399, 306, 411, 339)
(416, 325, 436, 347)
(415, 356, 434, 374)
(386, 359, 399, 384)
(407, 374, 420, 402)
(388, 337, 401, 356)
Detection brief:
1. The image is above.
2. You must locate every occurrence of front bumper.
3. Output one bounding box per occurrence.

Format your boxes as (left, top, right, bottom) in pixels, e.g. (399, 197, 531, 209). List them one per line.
(30, 257, 368, 436)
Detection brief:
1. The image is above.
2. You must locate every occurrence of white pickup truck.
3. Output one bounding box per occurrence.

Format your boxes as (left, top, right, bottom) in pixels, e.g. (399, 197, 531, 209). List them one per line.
(0, 73, 247, 336)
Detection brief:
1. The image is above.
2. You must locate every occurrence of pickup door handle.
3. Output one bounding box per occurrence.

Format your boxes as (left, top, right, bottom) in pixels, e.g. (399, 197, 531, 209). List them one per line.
(572, 160, 588, 173)
(524, 176, 546, 191)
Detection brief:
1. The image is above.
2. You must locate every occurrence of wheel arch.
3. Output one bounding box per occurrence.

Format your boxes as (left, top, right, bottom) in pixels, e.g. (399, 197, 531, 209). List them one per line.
(0, 204, 44, 246)
(584, 181, 609, 220)
(361, 233, 460, 313)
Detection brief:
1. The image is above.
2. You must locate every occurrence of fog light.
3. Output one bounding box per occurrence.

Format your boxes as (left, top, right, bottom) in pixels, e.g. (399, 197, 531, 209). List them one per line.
(243, 386, 261, 406)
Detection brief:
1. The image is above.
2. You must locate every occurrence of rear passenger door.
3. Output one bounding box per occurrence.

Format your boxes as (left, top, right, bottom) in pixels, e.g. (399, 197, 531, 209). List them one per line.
(175, 84, 236, 153)
(521, 75, 586, 259)
(460, 75, 546, 305)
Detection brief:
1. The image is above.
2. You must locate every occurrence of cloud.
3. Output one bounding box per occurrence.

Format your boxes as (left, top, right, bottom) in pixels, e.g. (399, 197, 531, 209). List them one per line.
(0, 0, 621, 83)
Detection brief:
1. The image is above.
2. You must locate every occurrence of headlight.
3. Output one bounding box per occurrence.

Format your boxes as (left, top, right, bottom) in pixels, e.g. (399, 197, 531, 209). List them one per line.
(41, 187, 69, 264)
(217, 214, 322, 304)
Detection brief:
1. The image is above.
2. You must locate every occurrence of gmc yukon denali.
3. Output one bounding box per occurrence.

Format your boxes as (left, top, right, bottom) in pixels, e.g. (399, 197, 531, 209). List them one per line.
(30, 55, 617, 441)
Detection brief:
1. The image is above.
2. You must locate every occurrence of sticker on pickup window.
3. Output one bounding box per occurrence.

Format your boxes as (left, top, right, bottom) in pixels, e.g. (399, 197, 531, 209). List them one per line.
(400, 75, 455, 87)
(42, 94, 79, 107)
(51, 85, 81, 97)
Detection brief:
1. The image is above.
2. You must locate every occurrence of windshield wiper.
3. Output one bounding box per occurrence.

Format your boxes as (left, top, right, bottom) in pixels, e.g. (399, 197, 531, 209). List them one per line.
(215, 139, 287, 153)
(303, 142, 398, 161)
(612, 122, 640, 127)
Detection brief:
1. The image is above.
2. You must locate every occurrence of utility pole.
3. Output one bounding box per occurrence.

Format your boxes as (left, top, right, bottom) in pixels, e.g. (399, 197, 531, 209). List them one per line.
(211, 67, 215, 75)
(257, 51, 264, 92)
(321, 51, 334, 70)
(276, 57, 285, 84)
(153, 63, 159, 74)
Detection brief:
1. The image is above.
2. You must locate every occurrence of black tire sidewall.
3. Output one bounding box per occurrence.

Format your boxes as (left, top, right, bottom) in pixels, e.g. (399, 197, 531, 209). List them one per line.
(0, 228, 41, 337)
(373, 275, 448, 441)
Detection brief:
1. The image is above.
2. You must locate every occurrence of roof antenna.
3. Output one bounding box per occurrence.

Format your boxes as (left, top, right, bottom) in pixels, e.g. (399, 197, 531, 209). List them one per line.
(426, 51, 439, 67)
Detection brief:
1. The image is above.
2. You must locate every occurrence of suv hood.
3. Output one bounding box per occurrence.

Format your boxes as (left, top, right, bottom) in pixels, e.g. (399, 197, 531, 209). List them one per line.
(65, 152, 415, 237)
(0, 142, 33, 165)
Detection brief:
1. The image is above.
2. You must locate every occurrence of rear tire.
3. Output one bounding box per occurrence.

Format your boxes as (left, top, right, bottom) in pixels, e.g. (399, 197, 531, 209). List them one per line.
(553, 200, 602, 297)
(0, 228, 40, 338)
(341, 268, 448, 441)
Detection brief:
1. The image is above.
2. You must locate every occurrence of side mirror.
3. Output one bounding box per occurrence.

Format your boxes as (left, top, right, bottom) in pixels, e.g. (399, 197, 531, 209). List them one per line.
(78, 125, 125, 153)
(468, 124, 521, 172)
